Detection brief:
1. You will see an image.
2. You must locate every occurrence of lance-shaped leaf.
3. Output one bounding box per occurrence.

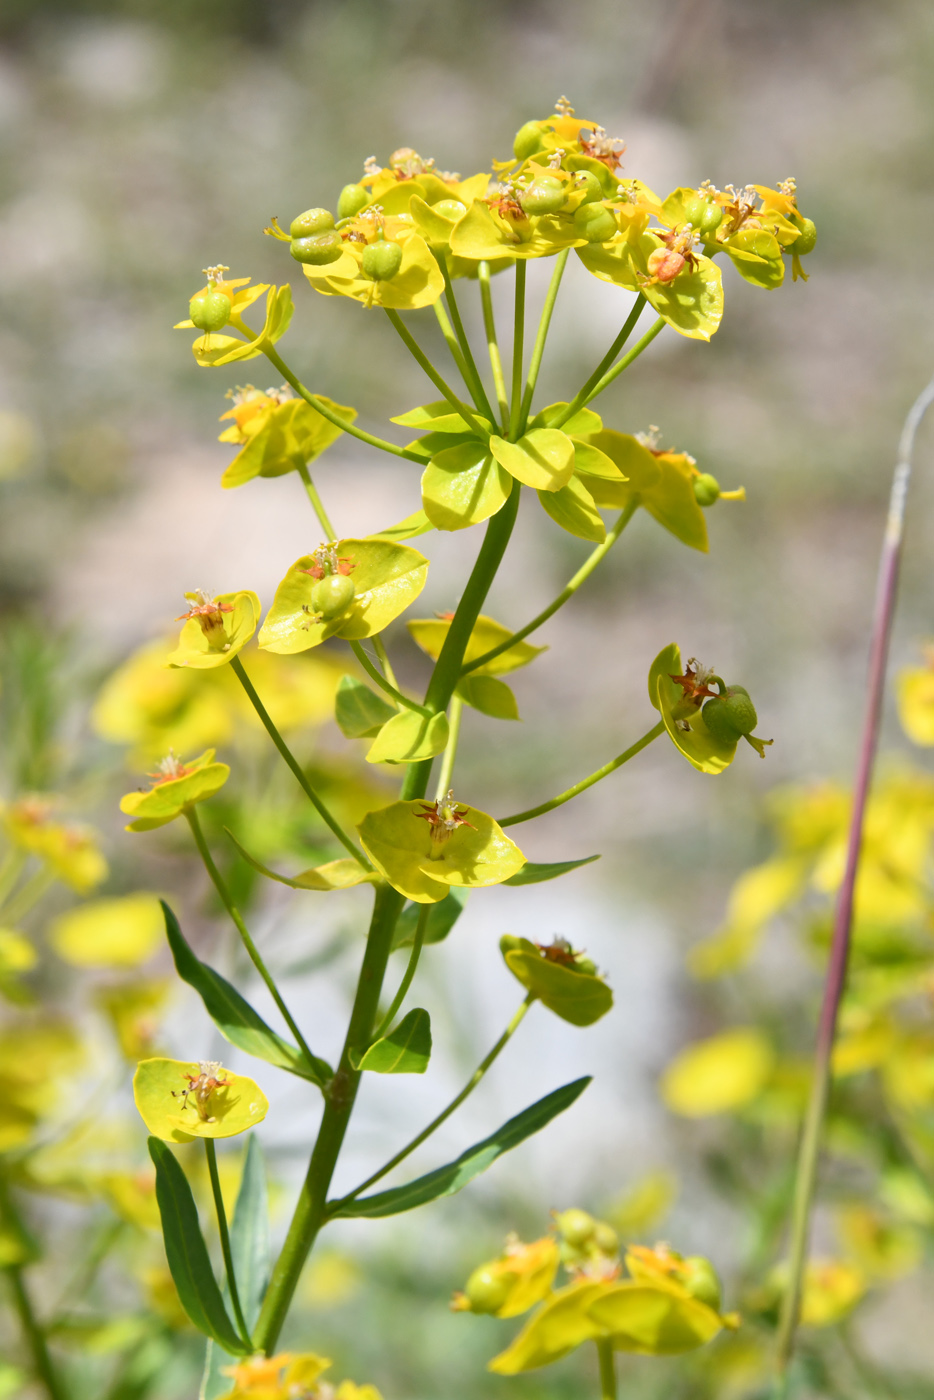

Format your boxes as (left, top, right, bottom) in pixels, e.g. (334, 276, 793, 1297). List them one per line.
(408, 614, 546, 677)
(501, 937, 613, 1027)
(135, 1058, 268, 1142)
(259, 538, 429, 654)
(503, 855, 600, 886)
(147, 1137, 250, 1355)
(330, 1077, 590, 1218)
(352, 1008, 432, 1074)
(162, 901, 332, 1083)
(456, 675, 520, 720)
(650, 643, 738, 776)
(358, 798, 526, 904)
(335, 675, 397, 738)
(489, 430, 575, 492)
(391, 887, 468, 950)
(365, 709, 449, 765)
(421, 440, 512, 531)
(368, 509, 435, 543)
(391, 401, 494, 436)
(202, 1135, 270, 1398)
(538, 475, 606, 542)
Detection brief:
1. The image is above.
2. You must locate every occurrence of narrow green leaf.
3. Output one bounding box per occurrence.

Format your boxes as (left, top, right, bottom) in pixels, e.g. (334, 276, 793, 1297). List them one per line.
(353, 1008, 432, 1074)
(330, 1077, 591, 1219)
(391, 888, 468, 950)
(161, 901, 331, 1087)
(503, 855, 600, 886)
(335, 675, 397, 738)
(148, 1137, 249, 1355)
(201, 1137, 269, 1398)
(456, 675, 520, 720)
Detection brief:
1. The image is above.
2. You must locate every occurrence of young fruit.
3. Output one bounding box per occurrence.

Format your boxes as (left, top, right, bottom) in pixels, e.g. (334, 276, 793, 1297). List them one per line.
(554, 1209, 596, 1249)
(519, 176, 567, 216)
(362, 239, 403, 281)
(701, 686, 758, 743)
(290, 208, 335, 238)
(189, 289, 232, 333)
(433, 199, 467, 221)
(337, 183, 369, 220)
(513, 120, 546, 161)
(573, 203, 617, 242)
(793, 217, 817, 255)
(572, 170, 604, 205)
(310, 573, 356, 620)
(680, 1256, 722, 1311)
(682, 195, 723, 236)
(693, 473, 721, 507)
(290, 231, 344, 265)
(464, 1265, 512, 1314)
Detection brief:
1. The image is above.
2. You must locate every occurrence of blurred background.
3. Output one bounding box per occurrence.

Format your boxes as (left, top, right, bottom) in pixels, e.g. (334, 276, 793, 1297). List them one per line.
(3, 0, 934, 1397)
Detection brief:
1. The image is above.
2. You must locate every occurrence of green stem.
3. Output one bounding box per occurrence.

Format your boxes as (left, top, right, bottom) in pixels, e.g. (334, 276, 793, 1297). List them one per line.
(0, 849, 26, 910)
(230, 655, 369, 867)
(204, 1139, 252, 1349)
(499, 720, 665, 827)
(348, 640, 429, 717)
(439, 254, 497, 423)
(184, 807, 319, 1072)
(479, 261, 509, 429)
(296, 462, 335, 538)
(372, 635, 400, 692)
(0, 866, 54, 925)
(434, 693, 463, 799)
(370, 903, 429, 1043)
(553, 294, 647, 429)
(432, 297, 473, 387)
(574, 317, 666, 416)
(331, 993, 534, 1209)
(460, 502, 638, 676)
(262, 344, 425, 464)
(596, 1338, 617, 1400)
(519, 249, 569, 431)
(508, 261, 527, 440)
(384, 310, 490, 439)
(252, 880, 404, 1353)
(5, 1268, 64, 1400)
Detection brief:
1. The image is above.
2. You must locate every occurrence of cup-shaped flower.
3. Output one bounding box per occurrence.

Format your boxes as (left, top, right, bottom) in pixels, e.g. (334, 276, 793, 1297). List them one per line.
(357, 792, 526, 903)
(120, 749, 230, 832)
(217, 384, 356, 489)
(499, 936, 613, 1026)
(648, 644, 772, 775)
(176, 276, 293, 368)
(1, 796, 108, 892)
(167, 589, 260, 669)
(578, 228, 724, 341)
(452, 1237, 560, 1318)
(134, 1057, 268, 1142)
(299, 210, 443, 311)
(259, 539, 428, 654)
(352, 146, 490, 218)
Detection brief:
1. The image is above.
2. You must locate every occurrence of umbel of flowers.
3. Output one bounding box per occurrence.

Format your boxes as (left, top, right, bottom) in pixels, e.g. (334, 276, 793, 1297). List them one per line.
(105, 95, 814, 1400)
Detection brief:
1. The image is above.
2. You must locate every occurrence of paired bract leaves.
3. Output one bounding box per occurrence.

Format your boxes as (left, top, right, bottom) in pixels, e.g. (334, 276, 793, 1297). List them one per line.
(421, 440, 512, 531)
(134, 1058, 268, 1142)
(186, 285, 294, 367)
(408, 614, 546, 677)
(500, 937, 613, 1026)
(357, 799, 526, 903)
(579, 433, 708, 551)
(168, 591, 261, 669)
(219, 391, 356, 489)
(649, 644, 738, 775)
(120, 750, 230, 831)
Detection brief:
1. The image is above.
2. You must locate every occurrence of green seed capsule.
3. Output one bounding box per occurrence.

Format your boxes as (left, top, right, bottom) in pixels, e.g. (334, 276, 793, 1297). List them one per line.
(289, 207, 335, 239)
(337, 183, 369, 220)
(693, 473, 721, 507)
(592, 1222, 619, 1256)
(362, 239, 403, 281)
(464, 1265, 511, 1315)
(520, 176, 567, 216)
(701, 686, 758, 743)
(573, 203, 617, 243)
(572, 170, 604, 205)
(554, 1209, 596, 1249)
(794, 218, 817, 255)
(574, 956, 597, 976)
(513, 120, 546, 161)
(681, 1256, 722, 1311)
(310, 573, 356, 620)
(290, 231, 344, 265)
(189, 289, 232, 333)
(432, 199, 467, 221)
(682, 196, 723, 235)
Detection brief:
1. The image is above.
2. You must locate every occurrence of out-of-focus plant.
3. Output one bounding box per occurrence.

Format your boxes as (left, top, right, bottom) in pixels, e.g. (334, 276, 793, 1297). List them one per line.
(1, 96, 820, 1400)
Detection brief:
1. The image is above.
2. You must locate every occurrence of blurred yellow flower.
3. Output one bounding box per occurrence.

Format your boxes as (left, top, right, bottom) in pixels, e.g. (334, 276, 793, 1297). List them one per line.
(661, 1029, 775, 1117)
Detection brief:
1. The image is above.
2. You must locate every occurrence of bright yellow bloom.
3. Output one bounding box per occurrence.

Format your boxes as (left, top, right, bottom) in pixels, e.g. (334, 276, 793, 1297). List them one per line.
(1, 796, 108, 892)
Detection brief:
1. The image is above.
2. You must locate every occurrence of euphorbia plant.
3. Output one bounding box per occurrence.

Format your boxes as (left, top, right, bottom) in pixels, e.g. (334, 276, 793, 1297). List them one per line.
(18, 97, 816, 1400)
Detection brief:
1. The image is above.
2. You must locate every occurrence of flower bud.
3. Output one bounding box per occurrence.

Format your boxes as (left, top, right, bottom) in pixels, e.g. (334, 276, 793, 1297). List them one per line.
(520, 176, 566, 216)
(680, 1255, 722, 1311)
(701, 686, 758, 743)
(464, 1265, 512, 1314)
(572, 170, 604, 205)
(573, 203, 617, 243)
(433, 199, 467, 221)
(513, 120, 546, 161)
(554, 1209, 596, 1249)
(793, 217, 817, 256)
(189, 289, 232, 333)
(290, 231, 344, 265)
(682, 195, 722, 235)
(338, 184, 370, 220)
(290, 208, 335, 239)
(693, 473, 721, 507)
(310, 573, 356, 620)
(362, 238, 404, 281)
(593, 1222, 619, 1256)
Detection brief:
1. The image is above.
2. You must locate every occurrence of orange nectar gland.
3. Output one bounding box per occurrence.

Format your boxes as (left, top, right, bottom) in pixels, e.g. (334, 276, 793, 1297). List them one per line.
(177, 589, 234, 648)
(536, 938, 597, 975)
(670, 658, 720, 713)
(416, 790, 476, 856)
(645, 225, 700, 285)
(146, 750, 195, 786)
(578, 123, 627, 172)
(171, 1060, 231, 1122)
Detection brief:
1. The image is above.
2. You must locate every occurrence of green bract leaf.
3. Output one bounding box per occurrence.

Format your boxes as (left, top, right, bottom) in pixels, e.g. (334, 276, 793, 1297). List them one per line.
(391, 887, 468, 950)
(421, 441, 512, 531)
(147, 1137, 250, 1355)
(651, 643, 737, 775)
(368, 509, 435, 542)
(120, 750, 230, 832)
(201, 1136, 269, 1397)
(357, 798, 526, 903)
(167, 591, 261, 670)
(162, 900, 332, 1083)
(391, 401, 493, 435)
(723, 228, 785, 289)
(365, 709, 449, 765)
(501, 937, 613, 1026)
(538, 476, 606, 542)
(225, 830, 375, 895)
(577, 237, 724, 341)
(258, 539, 429, 654)
(193, 284, 294, 367)
(456, 675, 520, 720)
(575, 432, 708, 553)
(335, 675, 398, 738)
(220, 395, 356, 489)
(135, 1058, 268, 1142)
(588, 1280, 724, 1354)
(490, 1281, 607, 1373)
(330, 1077, 590, 1218)
(449, 199, 587, 262)
(408, 614, 546, 677)
(353, 1008, 432, 1074)
(528, 402, 603, 436)
(572, 439, 627, 480)
(489, 430, 575, 492)
(503, 855, 600, 886)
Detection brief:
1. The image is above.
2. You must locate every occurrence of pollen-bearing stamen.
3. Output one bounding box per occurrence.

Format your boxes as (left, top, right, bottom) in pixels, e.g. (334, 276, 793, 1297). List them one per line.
(300, 542, 355, 582)
(669, 657, 720, 707)
(417, 789, 476, 854)
(202, 264, 231, 287)
(176, 589, 233, 647)
(579, 124, 626, 172)
(147, 749, 195, 786)
(172, 1059, 231, 1123)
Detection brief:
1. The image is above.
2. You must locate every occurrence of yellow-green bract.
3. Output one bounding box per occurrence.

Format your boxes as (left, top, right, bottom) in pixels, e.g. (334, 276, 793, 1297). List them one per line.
(579, 433, 708, 552)
(219, 393, 357, 488)
(500, 937, 613, 1026)
(167, 591, 261, 669)
(407, 613, 546, 676)
(120, 750, 230, 831)
(649, 643, 738, 775)
(133, 1057, 268, 1141)
(357, 799, 526, 903)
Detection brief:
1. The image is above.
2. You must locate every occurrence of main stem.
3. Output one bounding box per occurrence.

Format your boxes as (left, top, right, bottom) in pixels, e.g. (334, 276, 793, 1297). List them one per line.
(204, 1139, 252, 1348)
(499, 720, 665, 827)
(596, 1338, 617, 1400)
(5, 1267, 64, 1400)
(772, 374, 934, 1388)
